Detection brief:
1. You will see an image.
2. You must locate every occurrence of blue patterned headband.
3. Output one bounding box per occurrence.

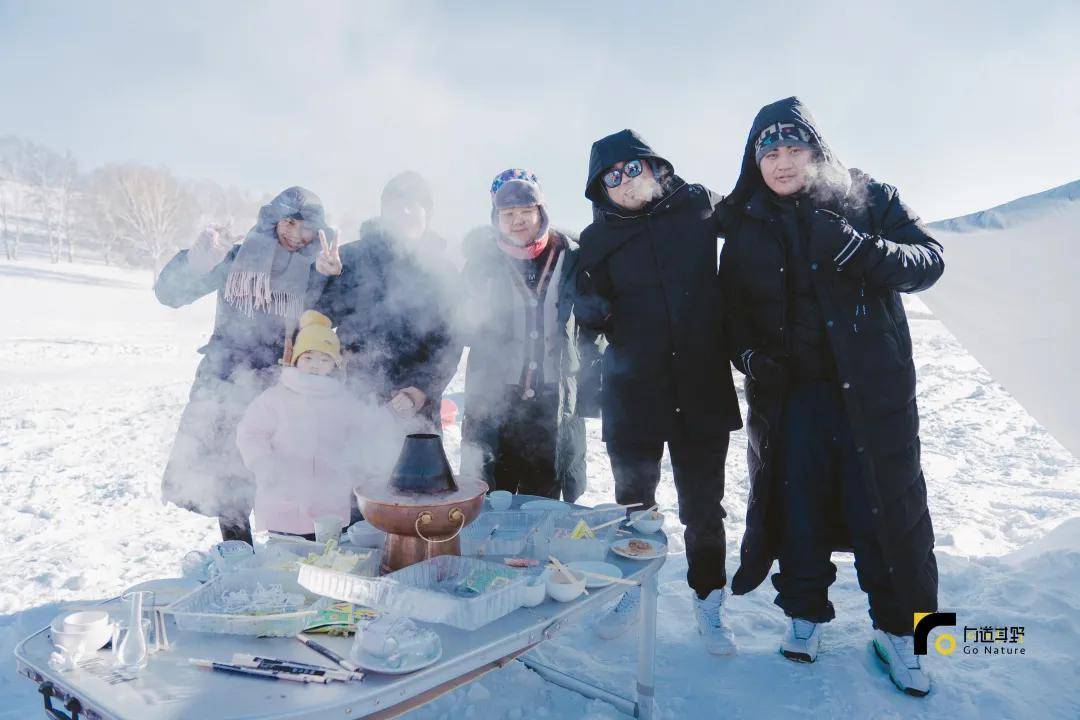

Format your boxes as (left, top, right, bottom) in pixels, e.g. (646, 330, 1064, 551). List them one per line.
(490, 168, 540, 197)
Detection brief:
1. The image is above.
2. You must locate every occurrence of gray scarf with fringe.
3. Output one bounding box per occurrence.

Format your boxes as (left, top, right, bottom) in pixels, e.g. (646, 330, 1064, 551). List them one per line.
(224, 230, 318, 320)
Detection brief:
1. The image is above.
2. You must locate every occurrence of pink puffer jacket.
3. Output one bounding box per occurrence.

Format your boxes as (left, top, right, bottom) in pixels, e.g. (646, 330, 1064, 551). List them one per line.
(236, 367, 397, 535)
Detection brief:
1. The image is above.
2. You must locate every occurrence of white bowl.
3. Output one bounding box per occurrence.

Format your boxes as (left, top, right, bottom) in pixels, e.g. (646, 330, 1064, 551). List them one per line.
(62, 610, 110, 635)
(487, 491, 513, 512)
(629, 510, 665, 534)
(50, 615, 112, 656)
(545, 569, 586, 602)
(521, 571, 549, 607)
(346, 521, 386, 547)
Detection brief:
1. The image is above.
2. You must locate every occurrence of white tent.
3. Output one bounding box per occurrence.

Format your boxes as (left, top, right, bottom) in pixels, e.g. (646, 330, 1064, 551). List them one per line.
(923, 180, 1080, 460)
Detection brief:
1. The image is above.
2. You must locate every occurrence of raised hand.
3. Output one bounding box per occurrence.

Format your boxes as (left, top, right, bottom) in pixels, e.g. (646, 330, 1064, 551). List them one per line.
(187, 224, 231, 274)
(810, 209, 867, 270)
(315, 227, 343, 276)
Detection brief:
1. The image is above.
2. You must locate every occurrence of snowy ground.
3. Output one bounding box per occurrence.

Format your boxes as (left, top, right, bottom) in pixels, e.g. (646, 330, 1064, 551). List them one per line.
(1, 257, 1078, 718)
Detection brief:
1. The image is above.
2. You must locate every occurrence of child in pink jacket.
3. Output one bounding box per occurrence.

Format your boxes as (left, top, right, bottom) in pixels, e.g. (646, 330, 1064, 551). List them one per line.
(236, 310, 393, 536)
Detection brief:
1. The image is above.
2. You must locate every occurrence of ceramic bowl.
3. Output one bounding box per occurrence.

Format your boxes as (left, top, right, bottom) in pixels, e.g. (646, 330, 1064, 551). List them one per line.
(487, 491, 513, 512)
(62, 610, 110, 635)
(628, 510, 665, 534)
(346, 520, 386, 547)
(50, 614, 112, 655)
(545, 569, 587, 602)
(521, 570, 549, 607)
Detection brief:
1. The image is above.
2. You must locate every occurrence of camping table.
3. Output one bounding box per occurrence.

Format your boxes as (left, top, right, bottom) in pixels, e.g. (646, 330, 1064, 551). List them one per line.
(14, 496, 666, 719)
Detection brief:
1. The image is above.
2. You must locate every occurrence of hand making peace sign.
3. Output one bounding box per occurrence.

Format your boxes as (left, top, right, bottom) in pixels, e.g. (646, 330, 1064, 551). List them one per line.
(315, 227, 343, 276)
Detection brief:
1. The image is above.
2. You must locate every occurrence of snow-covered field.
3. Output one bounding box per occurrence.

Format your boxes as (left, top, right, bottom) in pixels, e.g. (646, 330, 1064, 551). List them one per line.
(1, 257, 1078, 718)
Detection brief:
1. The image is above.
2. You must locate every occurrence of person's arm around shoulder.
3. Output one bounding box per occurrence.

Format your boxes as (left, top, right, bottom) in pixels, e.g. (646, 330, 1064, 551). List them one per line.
(572, 226, 614, 334)
(718, 213, 789, 388)
(561, 245, 604, 418)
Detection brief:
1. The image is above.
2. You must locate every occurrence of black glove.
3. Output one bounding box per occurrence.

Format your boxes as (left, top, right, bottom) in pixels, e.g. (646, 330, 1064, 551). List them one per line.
(740, 349, 788, 388)
(574, 293, 612, 333)
(810, 209, 870, 271)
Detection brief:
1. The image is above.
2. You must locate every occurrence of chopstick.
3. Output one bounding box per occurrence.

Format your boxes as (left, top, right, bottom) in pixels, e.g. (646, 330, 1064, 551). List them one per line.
(544, 564, 638, 587)
(547, 555, 589, 595)
(587, 515, 626, 533)
(190, 658, 328, 683)
(294, 633, 363, 674)
(232, 653, 361, 682)
(571, 502, 644, 518)
(627, 504, 660, 526)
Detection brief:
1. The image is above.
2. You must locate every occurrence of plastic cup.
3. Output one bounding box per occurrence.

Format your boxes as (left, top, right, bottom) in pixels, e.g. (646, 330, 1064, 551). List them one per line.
(487, 491, 513, 512)
(313, 515, 344, 545)
(111, 618, 152, 661)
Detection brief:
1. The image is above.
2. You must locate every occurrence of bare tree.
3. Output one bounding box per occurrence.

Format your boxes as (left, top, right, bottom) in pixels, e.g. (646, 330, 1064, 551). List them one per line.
(188, 178, 263, 236)
(97, 164, 196, 277)
(25, 143, 78, 263)
(0, 180, 18, 260)
(81, 169, 125, 265)
(0, 139, 33, 261)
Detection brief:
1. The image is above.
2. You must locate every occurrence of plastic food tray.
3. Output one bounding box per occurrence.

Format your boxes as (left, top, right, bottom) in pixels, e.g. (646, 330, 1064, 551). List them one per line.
(164, 569, 333, 637)
(300, 555, 528, 631)
(460, 510, 554, 558)
(259, 537, 381, 573)
(546, 507, 624, 562)
(295, 547, 382, 599)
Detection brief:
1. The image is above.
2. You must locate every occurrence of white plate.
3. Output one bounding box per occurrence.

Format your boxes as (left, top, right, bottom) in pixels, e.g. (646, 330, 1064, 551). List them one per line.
(609, 538, 667, 561)
(349, 645, 442, 675)
(520, 499, 571, 515)
(566, 561, 623, 588)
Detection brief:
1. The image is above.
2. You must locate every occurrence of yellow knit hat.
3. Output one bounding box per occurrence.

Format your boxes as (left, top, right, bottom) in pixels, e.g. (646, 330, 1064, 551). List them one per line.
(291, 310, 342, 366)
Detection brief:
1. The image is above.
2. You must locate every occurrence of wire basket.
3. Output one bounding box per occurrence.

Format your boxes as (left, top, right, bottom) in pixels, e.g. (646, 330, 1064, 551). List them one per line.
(460, 510, 554, 558)
(301, 555, 528, 630)
(165, 570, 333, 637)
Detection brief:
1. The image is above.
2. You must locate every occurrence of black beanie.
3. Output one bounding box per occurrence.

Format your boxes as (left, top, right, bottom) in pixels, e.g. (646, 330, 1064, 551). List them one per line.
(380, 171, 434, 214)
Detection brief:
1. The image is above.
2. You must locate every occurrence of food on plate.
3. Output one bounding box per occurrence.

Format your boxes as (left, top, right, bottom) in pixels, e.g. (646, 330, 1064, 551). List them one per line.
(625, 539, 653, 556)
(504, 557, 539, 568)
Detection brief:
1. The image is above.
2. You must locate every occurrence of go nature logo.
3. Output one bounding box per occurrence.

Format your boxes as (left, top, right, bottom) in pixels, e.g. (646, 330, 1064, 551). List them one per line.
(914, 612, 958, 655)
(914, 612, 1027, 657)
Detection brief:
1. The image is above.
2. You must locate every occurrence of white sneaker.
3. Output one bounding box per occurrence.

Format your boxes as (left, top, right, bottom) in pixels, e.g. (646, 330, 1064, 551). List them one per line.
(780, 618, 822, 663)
(694, 588, 737, 655)
(872, 629, 932, 697)
(595, 586, 640, 640)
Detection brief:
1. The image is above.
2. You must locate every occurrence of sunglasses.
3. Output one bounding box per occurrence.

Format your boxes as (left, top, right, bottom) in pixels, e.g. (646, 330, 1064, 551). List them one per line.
(602, 159, 645, 189)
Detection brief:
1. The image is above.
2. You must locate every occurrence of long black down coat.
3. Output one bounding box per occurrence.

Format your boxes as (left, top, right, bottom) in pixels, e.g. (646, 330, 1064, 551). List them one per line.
(317, 219, 463, 428)
(719, 97, 944, 617)
(575, 129, 742, 443)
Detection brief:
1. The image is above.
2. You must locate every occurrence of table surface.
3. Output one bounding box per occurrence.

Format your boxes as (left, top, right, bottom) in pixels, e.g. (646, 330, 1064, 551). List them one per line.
(16, 498, 667, 720)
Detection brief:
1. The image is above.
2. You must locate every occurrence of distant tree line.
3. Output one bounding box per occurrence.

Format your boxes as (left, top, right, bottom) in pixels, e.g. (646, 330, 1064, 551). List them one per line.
(0, 135, 266, 274)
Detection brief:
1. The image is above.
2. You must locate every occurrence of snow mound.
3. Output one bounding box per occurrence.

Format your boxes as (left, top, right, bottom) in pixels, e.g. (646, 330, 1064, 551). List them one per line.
(923, 184, 1080, 460)
(930, 179, 1080, 233)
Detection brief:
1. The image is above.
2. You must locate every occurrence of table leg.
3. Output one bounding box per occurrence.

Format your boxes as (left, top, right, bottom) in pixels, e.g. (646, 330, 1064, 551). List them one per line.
(635, 571, 658, 719)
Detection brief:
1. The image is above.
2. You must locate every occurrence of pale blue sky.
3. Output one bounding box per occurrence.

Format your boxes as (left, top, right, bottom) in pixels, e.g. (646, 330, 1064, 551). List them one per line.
(2, 0, 1077, 238)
